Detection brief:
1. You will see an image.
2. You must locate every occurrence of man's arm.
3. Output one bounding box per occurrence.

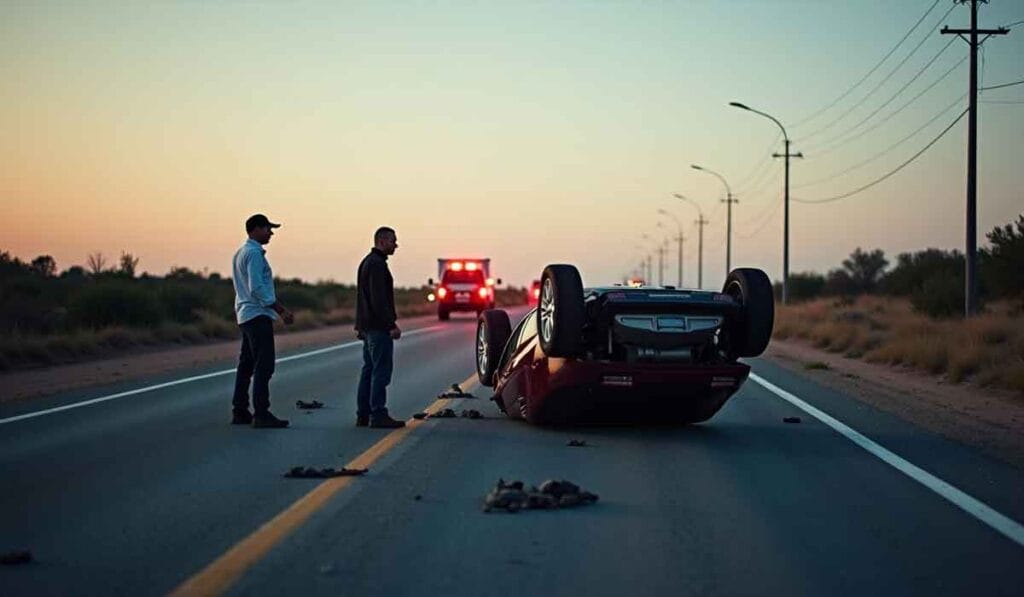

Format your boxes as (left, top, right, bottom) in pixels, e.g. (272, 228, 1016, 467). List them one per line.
(367, 260, 397, 331)
(247, 252, 293, 324)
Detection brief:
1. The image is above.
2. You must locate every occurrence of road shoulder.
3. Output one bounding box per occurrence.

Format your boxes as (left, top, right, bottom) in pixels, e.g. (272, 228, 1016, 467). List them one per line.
(764, 339, 1024, 470)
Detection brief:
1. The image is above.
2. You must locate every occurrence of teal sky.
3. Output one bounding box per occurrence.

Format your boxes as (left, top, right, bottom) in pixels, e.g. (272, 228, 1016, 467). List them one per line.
(2, 1, 1022, 289)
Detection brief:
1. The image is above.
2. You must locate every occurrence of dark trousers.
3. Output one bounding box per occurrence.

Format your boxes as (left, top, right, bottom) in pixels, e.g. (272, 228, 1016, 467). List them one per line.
(356, 330, 394, 418)
(232, 316, 276, 414)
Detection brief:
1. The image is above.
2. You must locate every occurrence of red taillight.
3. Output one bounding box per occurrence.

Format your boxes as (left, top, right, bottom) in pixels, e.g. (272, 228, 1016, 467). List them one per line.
(466, 262, 478, 271)
(478, 287, 489, 299)
(449, 262, 463, 271)
(533, 288, 540, 299)
(437, 287, 448, 299)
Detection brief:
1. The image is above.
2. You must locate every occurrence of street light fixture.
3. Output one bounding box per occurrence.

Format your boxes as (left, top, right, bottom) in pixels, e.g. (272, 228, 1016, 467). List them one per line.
(691, 164, 737, 277)
(657, 209, 684, 288)
(673, 193, 708, 289)
(729, 101, 802, 304)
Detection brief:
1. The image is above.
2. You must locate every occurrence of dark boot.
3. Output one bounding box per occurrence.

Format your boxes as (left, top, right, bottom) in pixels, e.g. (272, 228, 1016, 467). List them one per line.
(369, 414, 405, 429)
(231, 409, 253, 425)
(252, 412, 289, 428)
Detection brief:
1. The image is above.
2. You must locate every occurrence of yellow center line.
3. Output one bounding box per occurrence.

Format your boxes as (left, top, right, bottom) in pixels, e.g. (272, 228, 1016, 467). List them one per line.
(169, 373, 480, 596)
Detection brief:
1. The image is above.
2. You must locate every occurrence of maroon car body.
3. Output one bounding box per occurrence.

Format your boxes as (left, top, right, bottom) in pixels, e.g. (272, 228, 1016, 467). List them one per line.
(476, 265, 773, 425)
(488, 309, 750, 423)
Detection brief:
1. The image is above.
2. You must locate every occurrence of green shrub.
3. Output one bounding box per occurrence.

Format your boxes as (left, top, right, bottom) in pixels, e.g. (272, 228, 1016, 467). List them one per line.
(158, 284, 208, 323)
(911, 274, 964, 319)
(67, 281, 162, 329)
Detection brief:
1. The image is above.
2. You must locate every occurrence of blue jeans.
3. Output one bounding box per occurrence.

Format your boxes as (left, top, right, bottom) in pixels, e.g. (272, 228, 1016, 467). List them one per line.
(357, 331, 394, 418)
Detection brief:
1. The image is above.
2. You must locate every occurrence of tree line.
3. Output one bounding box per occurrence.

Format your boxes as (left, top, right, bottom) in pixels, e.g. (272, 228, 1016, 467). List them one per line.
(780, 214, 1024, 317)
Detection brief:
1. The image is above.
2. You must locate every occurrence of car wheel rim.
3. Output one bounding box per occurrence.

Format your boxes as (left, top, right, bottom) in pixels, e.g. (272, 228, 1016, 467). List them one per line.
(477, 324, 487, 374)
(540, 278, 555, 343)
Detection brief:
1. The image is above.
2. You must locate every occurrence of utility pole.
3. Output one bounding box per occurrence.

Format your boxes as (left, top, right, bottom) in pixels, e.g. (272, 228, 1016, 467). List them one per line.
(942, 0, 1008, 317)
(693, 214, 708, 289)
(691, 165, 736, 278)
(673, 194, 707, 289)
(730, 102, 802, 304)
(657, 241, 666, 287)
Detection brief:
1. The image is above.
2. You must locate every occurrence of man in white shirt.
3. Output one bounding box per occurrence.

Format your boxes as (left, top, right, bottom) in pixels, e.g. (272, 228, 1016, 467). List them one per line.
(231, 214, 294, 428)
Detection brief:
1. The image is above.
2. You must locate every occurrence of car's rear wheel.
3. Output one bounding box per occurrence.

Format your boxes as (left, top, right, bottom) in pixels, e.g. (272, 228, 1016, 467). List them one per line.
(476, 309, 512, 386)
(722, 268, 774, 358)
(438, 307, 450, 321)
(537, 264, 585, 357)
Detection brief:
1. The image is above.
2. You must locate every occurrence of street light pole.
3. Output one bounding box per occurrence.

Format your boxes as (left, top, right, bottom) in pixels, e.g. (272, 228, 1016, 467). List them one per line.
(658, 210, 685, 287)
(691, 165, 737, 277)
(729, 101, 802, 304)
(673, 193, 707, 289)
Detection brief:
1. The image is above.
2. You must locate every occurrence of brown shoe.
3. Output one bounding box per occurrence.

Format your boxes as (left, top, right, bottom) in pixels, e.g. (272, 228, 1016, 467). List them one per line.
(369, 415, 405, 429)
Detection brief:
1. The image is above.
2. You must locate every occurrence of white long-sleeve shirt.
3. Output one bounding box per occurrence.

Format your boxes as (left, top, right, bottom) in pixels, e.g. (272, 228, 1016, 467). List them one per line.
(232, 239, 279, 324)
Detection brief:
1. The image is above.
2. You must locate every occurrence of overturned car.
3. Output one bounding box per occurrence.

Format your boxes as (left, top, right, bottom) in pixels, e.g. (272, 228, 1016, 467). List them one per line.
(476, 264, 774, 424)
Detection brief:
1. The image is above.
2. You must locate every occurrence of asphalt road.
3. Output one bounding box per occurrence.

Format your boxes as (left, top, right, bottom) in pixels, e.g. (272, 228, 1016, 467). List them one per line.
(2, 308, 1023, 596)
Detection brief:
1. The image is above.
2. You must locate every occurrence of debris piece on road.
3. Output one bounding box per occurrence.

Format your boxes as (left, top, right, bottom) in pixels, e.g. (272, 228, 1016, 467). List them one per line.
(438, 383, 476, 399)
(483, 478, 598, 513)
(284, 466, 369, 478)
(566, 439, 588, 447)
(412, 412, 428, 420)
(413, 494, 423, 501)
(0, 550, 33, 565)
(460, 409, 484, 419)
(296, 400, 324, 410)
(783, 416, 802, 424)
(428, 408, 457, 419)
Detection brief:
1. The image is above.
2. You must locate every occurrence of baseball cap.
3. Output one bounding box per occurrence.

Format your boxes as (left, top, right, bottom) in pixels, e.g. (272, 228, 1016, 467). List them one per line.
(245, 214, 281, 232)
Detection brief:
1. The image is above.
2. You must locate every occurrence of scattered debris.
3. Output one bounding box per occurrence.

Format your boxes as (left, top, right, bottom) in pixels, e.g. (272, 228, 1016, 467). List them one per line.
(296, 400, 324, 410)
(412, 412, 428, 420)
(803, 361, 830, 371)
(284, 466, 368, 478)
(0, 550, 33, 565)
(783, 416, 802, 424)
(413, 494, 423, 501)
(566, 439, 588, 447)
(483, 478, 599, 513)
(438, 383, 476, 399)
(428, 408, 457, 419)
(461, 409, 484, 419)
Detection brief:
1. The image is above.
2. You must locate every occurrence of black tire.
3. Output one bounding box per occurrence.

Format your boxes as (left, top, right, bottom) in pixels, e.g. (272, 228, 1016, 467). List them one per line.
(722, 268, 774, 358)
(476, 309, 512, 386)
(537, 264, 586, 357)
(438, 308, 450, 321)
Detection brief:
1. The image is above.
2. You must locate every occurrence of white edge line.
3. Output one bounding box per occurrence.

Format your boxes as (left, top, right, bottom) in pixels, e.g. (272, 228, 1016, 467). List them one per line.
(0, 326, 443, 426)
(750, 372, 1024, 549)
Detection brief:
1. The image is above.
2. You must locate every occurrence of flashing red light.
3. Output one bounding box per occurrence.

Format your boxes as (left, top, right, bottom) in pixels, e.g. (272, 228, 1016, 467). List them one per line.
(449, 262, 463, 271)
(477, 287, 489, 299)
(465, 262, 478, 271)
(437, 287, 448, 299)
(533, 288, 540, 299)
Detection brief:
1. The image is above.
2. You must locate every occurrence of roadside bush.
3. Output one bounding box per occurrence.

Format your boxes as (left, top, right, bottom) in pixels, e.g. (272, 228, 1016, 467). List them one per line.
(157, 284, 208, 324)
(275, 285, 323, 312)
(911, 274, 964, 319)
(67, 281, 162, 329)
(785, 272, 826, 302)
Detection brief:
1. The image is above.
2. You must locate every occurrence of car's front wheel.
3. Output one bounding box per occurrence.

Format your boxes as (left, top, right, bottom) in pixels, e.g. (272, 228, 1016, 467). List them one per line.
(537, 264, 585, 358)
(476, 309, 512, 386)
(722, 268, 774, 358)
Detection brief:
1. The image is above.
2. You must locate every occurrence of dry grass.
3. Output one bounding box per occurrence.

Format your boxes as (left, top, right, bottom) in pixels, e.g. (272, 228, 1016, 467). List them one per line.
(775, 296, 1024, 395)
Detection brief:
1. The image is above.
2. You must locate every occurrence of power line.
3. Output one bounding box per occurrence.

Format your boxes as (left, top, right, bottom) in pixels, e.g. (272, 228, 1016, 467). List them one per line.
(798, 3, 957, 142)
(793, 107, 967, 204)
(803, 54, 966, 159)
(737, 198, 782, 240)
(794, 93, 966, 189)
(980, 79, 1024, 91)
(734, 132, 781, 192)
(791, 0, 943, 129)
(980, 100, 1024, 104)
(1001, 19, 1024, 29)
(804, 38, 957, 151)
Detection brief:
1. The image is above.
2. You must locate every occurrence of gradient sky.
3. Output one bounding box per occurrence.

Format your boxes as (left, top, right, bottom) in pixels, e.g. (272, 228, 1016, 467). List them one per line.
(3, 1, 1022, 289)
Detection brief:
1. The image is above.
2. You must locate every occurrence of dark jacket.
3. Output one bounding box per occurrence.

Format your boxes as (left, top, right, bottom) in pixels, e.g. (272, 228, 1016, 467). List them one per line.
(356, 248, 397, 332)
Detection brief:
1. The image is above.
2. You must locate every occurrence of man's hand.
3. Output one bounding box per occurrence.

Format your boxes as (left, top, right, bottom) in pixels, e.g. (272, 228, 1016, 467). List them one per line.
(390, 325, 402, 340)
(282, 309, 295, 325)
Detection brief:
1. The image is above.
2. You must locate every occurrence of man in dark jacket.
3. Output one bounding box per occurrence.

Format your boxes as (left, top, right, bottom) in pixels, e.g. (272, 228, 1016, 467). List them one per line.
(355, 226, 405, 428)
